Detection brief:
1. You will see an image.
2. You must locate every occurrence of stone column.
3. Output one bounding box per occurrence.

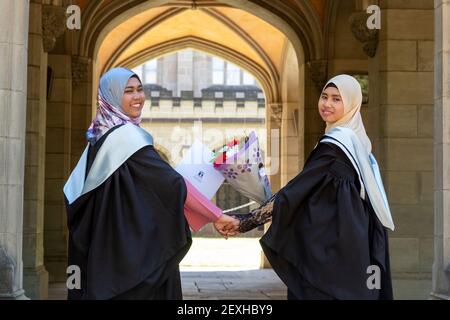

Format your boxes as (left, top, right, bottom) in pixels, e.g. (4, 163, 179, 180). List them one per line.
(260, 102, 282, 269)
(44, 53, 72, 282)
(377, 1, 434, 299)
(159, 54, 178, 95)
(23, 0, 49, 300)
(280, 102, 299, 186)
(268, 103, 282, 192)
(71, 56, 92, 168)
(193, 52, 212, 97)
(0, 0, 30, 300)
(431, 0, 450, 300)
(304, 60, 327, 155)
(280, 43, 302, 186)
(177, 50, 194, 96)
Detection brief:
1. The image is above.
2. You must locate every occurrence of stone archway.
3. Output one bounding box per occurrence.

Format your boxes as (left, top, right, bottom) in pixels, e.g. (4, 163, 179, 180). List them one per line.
(80, 0, 319, 190)
(78, 0, 322, 63)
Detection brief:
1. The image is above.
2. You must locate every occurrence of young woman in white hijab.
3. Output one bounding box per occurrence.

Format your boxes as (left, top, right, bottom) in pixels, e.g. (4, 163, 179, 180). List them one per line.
(63, 67, 237, 300)
(223, 74, 394, 300)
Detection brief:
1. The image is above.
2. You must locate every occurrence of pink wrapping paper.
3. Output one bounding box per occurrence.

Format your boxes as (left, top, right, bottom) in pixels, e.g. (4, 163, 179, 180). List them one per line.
(183, 178, 223, 232)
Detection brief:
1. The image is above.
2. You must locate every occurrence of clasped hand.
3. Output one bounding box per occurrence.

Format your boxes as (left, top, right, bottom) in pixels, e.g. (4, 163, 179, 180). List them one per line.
(213, 214, 240, 239)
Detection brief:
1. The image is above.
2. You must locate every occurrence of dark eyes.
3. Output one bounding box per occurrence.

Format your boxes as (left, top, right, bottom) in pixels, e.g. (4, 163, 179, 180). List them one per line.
(321, 95, 340, 102)
(125, 87, 143, 93)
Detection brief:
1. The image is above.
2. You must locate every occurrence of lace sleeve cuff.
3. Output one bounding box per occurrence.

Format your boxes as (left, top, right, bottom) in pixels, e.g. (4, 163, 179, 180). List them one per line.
(235, 193, 276, 233)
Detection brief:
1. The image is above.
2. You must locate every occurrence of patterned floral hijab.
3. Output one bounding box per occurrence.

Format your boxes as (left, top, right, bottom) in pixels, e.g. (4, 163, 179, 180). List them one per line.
(86, 68, 142, 145)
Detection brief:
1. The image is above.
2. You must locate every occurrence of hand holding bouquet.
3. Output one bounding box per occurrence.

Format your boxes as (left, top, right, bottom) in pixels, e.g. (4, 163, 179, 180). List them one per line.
(212, 132, 272, 205)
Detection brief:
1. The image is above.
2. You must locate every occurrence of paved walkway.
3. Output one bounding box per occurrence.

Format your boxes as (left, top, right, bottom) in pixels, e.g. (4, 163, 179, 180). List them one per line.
(48, 238, 287, 300)
(180, 269, 286, 300)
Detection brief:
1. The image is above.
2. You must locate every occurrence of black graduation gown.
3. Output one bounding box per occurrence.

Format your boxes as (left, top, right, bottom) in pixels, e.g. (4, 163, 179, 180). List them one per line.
(260, 141, 393, 300)
(65, 125, 192, 300)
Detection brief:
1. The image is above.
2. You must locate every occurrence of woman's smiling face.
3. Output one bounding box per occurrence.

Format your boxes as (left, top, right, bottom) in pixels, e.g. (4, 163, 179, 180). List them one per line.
(318, 85, 345, 124)
(121, 76, 145, 118)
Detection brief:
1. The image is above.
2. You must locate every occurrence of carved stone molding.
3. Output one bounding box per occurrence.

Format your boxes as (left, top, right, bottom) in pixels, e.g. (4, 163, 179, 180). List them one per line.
(71, 56, 90, 87)
(42, 4, 66, 52)
(307, 60, 328, 91)
(0, 247, 26, 299)
(269, 103, 282, 126)
(0, 247, 15, 295)
(349, 12, 379, 58)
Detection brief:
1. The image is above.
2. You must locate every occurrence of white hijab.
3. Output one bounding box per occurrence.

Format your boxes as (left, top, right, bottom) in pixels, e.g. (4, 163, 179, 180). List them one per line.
(324, 75, 372, 155)
(321, 75, 395, 230)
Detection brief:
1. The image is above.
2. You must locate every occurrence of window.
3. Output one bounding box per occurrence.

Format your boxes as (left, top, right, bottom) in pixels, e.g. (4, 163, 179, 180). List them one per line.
(144, 59, 157, 84)
(212, 57, 225, 84)
(212, 58, 258, 86)
(243, 71, 256, 85)
(226, 63, 240, 85)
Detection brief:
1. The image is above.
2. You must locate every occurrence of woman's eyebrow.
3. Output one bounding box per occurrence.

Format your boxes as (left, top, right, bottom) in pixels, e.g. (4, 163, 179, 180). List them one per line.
(321, 92, 341, 98)
(125, 84, 143, 89)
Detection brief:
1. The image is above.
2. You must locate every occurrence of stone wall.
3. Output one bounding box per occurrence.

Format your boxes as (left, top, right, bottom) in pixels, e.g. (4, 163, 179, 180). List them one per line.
(376, 0, 435, 299)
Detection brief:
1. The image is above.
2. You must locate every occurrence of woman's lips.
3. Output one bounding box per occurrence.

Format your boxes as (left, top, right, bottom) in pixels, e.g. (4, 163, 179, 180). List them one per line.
(131, 103, 142, 108)
(321, 109, 332, 116)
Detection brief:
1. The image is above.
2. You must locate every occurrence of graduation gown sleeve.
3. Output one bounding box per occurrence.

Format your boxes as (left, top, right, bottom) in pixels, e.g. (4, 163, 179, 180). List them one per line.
(65, 127, 192, 300)
(260, 142, 393, 300)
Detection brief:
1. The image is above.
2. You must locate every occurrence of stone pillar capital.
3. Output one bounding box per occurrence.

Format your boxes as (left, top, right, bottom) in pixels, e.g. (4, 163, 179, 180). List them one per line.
(306, 60, 327, 92)
(349, 11, 379, 58)
(72, 56, 91, 87)
(0, 248, 26, 299)
(269, 103, 282, 126)
(42, 4, 66, 52)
